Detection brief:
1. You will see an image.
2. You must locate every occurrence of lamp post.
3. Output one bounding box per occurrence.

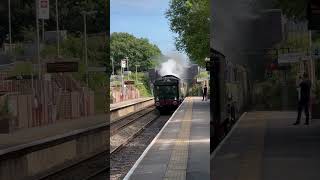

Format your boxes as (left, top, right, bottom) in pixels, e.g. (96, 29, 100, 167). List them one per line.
(8, 0, 12, 53)
(35, 0, 41, 79)
(56, 0, 60, 57)
(111, 57, 114, 75)
(125, 56, 129, 80)
(82, 10, 97, 87)
(135, 64, 140, 83)
(121, 59, 126, 100)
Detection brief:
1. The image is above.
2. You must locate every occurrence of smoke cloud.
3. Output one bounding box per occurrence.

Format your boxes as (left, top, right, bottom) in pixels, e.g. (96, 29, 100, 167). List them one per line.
(157, 52, 190, 79)
(211, 0, 271, 64)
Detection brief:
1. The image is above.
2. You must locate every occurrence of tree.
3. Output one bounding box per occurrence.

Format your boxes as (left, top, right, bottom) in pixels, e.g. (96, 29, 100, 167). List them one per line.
(0, 0, 106, 45)
(166, 0, 210, 66)
(274, 0, 308, 20)
(110, 32, 162, 72)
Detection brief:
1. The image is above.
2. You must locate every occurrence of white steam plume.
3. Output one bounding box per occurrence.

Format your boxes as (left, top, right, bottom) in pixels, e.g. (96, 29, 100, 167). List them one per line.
(157, 52, 190, 79)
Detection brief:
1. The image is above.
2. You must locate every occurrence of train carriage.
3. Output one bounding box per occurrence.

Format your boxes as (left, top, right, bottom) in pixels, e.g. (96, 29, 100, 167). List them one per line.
(210, 48, 251, 152)
(153, 75, 186, 112)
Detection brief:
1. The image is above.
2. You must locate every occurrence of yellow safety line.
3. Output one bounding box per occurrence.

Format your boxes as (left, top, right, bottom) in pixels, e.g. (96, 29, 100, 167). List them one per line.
(237, 113, 267, 180)
(164, 97, 193, 180)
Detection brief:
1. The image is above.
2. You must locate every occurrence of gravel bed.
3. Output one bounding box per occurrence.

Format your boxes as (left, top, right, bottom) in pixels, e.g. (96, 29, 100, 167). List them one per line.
(110, 110, 160, 153)
(110, 115, 171, 180)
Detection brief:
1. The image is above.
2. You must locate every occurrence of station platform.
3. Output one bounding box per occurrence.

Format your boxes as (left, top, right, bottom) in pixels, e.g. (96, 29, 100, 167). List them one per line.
(212, 111, 320, 180)
(110, 97, 153, 110)
(0, 98, 152, 150)
(124, 97, 210, 180)
(0, 114, 106, 150)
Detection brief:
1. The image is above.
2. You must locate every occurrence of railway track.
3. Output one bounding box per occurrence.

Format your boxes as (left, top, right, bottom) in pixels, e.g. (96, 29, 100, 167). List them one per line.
(38, 107, 159, 180)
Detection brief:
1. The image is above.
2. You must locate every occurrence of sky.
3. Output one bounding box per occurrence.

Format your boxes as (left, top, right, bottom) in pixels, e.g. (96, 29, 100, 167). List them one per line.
(110, 0, 185, 56)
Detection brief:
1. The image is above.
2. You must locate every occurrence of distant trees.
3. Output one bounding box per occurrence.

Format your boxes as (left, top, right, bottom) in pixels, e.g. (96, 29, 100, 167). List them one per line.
(0, 0, 106, 45)
(110, 32, 162, 72)
(274, 0, 308, 20)
(166, 0, 209, 66)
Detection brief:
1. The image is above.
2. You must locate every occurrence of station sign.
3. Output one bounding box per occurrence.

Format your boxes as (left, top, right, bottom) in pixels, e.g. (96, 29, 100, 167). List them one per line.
(197, 78, 208, 83)
(121, 60, 127, 68)
(38, 0, 50, 19)
(47, 62, 78, 73)
(124, 80, 135, 85)
(308, 0, 320, 30)
(278, 53, 310, 64)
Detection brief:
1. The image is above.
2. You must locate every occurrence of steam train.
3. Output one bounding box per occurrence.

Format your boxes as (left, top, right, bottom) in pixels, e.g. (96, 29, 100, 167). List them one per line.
(210, 48, 251, 152)
(153, 75, 187, 112)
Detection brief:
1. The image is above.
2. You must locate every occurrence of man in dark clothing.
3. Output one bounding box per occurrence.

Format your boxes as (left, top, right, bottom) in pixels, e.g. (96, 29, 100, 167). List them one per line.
(203, 85, 208, 101)
(294, 73, 312, 125)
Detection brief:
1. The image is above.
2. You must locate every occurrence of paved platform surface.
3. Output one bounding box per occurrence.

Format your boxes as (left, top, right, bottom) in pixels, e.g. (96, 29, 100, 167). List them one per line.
(0, 114, 106, 151)
(110, 97, 153, 110)
(125, 97, 210, 180)
(212, 111, 320, 180)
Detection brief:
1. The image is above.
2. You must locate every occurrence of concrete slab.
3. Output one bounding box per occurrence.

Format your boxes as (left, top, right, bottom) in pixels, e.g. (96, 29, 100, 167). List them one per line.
(125, 97, 210, 180)
(187, 97, 210, 180)
(110, 97, 153, 110)
(212, 111, 320, 180)
(0, 114, 106, 151)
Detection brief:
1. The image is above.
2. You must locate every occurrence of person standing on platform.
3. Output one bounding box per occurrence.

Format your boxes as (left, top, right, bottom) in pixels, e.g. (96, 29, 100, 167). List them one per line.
(296, 75, 303, 101)
(294, 73, 312, 125)
(202, 84, 208, 101)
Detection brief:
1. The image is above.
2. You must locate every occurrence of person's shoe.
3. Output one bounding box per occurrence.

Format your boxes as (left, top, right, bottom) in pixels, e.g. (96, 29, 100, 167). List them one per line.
(304, 122, 309, 125)
(293, 122, 300, 125)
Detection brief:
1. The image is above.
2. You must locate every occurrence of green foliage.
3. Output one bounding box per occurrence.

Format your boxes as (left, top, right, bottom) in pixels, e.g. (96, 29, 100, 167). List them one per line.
(127, 72, 152, 97)
(0, 97, 9, 116)
(41, 34, 107, 88)
(9, 62, 34, 76)
(189, 83, 202, 96)
(135, 83, 151, 97)
(254, 80, 298, 110)
(313, 80, 320, 104)
(0, 0, 105, 44)
(110, 32, 162, 72)
(166, 0, 210, 66)
(197, 71, 208, 79)
(88, 72, 107, 91)
(273, 0, 307, 20)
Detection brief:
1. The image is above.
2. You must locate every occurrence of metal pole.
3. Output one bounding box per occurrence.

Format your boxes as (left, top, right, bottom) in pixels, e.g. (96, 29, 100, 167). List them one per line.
(121, 64, 124, 99)
(8, 0, 12, 52)
(56, 0, 60, 57)
(35, 0, 41, 79)
(309, 30, 315, 84)
(126, 57, 129, 80)
(111, 57, 114, 75)
(127, 57, 129, 71)
(135, 65, 137, 83)
(42, 19, 45, 42)
(83, 13, 88, 86)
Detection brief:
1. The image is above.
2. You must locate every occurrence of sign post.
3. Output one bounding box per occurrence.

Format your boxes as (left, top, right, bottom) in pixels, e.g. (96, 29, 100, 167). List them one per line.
(121, 59, 127, 99)
(278, 53, 310, 64)
(38, 0, 50, 19)
(47, 62, 78, 73)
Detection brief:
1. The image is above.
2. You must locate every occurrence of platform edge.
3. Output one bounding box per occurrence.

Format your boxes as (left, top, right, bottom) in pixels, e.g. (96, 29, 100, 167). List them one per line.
(123, 97, 189, 180)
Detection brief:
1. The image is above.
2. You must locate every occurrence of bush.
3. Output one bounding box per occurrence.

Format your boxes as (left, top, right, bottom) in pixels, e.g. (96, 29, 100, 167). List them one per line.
(189, 83, 202, 96)
(313, 80, 320, 104)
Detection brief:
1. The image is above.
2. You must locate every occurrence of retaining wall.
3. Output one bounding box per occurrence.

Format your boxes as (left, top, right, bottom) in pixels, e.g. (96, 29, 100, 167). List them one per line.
(0, 124, 107, 180)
